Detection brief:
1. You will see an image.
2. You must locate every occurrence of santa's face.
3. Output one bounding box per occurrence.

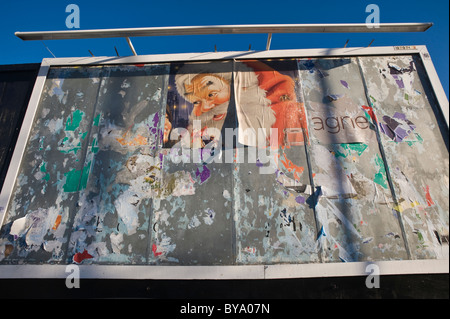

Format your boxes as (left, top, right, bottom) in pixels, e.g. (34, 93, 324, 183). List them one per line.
(184, 74, 230, 120)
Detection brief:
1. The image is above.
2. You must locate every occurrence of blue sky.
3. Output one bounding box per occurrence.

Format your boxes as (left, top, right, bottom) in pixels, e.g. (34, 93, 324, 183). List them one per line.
(0, 0, 448, 98)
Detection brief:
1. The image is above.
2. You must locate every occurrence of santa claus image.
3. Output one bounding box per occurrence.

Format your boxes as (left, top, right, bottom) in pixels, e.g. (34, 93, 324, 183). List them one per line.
(173, 60, 308, 148)
(174, 62, 232, 147)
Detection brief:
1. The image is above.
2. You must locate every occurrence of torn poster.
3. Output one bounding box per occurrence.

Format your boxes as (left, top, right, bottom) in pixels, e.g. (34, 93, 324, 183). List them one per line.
(308, 96, 376, 144)
(234, 60, 309, 148)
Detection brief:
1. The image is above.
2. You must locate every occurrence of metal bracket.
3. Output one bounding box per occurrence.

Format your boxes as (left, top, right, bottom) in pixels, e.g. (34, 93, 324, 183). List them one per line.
(266, 33, 272, 51)
(126, 37, 137, 56)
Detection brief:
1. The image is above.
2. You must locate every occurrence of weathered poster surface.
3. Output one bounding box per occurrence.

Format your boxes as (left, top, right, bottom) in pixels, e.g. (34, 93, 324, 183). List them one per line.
(0, 55, 448, 266)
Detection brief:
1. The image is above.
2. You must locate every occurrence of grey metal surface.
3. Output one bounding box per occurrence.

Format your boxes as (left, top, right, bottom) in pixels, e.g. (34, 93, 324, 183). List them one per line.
(66, 64, 170, 264)
(359, 55, 449, 260)
(298, 57, 410, 262)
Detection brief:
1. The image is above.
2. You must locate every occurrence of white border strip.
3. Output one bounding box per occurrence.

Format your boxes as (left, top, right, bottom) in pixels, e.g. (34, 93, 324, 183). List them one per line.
(37, 46, 428, 66)
(265, 259, 449, 279)
(0, 260, 447, 279)
(417, 47, 450, 127)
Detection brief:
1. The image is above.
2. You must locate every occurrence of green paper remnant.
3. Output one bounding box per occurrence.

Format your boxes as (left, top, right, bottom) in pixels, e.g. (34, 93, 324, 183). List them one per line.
(59, 136, 82, 155)
(93, 113, 101, 126)
(373, 154, 388, 189)
(63, 161, 92, 192)
(65, 110, 85, 131)
(334, 143, 368, 158)
(59, 131, 89, 155)
(40, 162, 50, 181)
(406, 133, 424, 147)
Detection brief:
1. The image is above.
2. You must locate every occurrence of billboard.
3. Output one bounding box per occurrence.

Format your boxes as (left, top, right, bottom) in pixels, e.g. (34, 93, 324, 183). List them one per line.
(0, 46, 448, 278)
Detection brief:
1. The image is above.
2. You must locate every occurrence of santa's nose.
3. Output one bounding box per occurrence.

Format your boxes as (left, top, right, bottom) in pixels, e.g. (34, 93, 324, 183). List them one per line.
(203, 100, 215, 110)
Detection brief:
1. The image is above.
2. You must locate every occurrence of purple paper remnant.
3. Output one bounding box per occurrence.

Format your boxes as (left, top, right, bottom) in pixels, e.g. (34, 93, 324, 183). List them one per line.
(340, 80, 349, 89)
(147, 112, 160, 137)
(256, 159, 264, 167)
(152, 112, 160, 128)
(394, 127, 409, 141)
(392, 75, 405, 89)
(379, 123, 394, 140)
(195, 165, 211, 184)
(393, 112, 406, 121)
(380, 112, 416, 142)
(295, 195, 306, 204)
(393, 112, 416, 130)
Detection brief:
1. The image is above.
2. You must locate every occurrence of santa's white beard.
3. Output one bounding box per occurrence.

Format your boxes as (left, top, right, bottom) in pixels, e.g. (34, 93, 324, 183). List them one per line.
(188, 101, 229, 140)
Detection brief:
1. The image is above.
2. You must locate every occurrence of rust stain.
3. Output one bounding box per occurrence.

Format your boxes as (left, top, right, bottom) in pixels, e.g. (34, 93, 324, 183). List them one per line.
(116, 126, 148, 146)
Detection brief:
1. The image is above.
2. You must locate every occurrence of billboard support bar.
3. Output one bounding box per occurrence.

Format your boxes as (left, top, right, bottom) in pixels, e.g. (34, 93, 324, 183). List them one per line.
(15, 23, 433, 41)
(126, 37, 137, 56)
(266, 33, 272, 51)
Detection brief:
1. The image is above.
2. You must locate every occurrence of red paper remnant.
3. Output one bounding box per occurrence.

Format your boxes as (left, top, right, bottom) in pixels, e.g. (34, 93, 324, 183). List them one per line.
(73, 249, 93, 263)
(361, 105, 378, 124)
(424, 185, 435, 206)
(152, 244, 162, 257)
(280, 154, 304, 181)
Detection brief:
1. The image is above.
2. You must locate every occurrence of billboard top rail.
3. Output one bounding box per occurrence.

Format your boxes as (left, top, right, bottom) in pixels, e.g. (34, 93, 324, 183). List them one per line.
(15, 23, 433, 41)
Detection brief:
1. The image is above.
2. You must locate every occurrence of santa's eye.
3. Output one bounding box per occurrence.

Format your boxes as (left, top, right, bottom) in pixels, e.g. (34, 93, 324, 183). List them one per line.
(193, 101, 201, 105)
(208, 92, 217, 98)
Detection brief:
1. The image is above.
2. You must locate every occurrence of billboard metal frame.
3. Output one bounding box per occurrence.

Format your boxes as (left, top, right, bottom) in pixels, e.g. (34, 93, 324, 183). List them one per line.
(15, 23, 433, 40)
(0, 45, 448, 280)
